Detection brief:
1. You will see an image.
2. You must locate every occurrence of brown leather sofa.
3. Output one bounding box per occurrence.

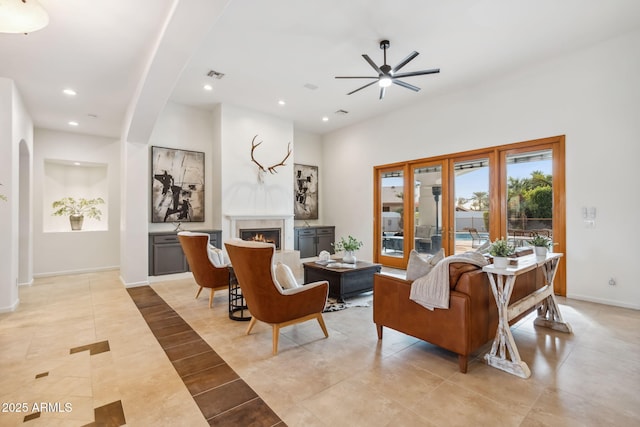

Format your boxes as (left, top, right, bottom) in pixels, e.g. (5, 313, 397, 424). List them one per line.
(373, 260, 542, 373)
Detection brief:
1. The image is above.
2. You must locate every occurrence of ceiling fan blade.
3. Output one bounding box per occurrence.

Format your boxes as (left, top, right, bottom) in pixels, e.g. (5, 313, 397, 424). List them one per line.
(379, 86, 386, 100)
(362, 54, 383, 74)
(335, 76, 378, 79)
(347, 80, 378, 95)
(393, 79, 421, 92)
(393, 68, 440, 78)
(392, 51, 419, 73)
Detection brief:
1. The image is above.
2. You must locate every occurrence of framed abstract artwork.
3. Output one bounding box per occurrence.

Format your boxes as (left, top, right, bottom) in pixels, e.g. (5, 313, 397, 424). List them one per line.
(151, 146, 205, 223)
(294, 163, 318, 220)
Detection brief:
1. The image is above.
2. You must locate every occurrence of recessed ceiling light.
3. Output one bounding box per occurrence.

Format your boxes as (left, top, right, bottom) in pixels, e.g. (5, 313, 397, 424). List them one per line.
(73, 162, 81, 166)
(63, 88, 76, 96)
(322, 116, 329, 122)
(203, 84, 213, 91)
(68, 121, 79, 126)
(278, 100, 286, 106)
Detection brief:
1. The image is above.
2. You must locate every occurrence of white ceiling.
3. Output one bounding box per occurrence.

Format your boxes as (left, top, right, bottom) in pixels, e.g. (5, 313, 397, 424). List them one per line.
(2, 0, 640, 138)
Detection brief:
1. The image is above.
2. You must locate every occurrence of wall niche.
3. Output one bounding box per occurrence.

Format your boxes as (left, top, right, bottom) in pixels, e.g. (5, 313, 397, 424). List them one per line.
(43, 159, 108, 232)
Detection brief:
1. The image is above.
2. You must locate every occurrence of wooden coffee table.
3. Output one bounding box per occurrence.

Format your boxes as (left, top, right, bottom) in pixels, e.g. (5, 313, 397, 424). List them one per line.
(303, 260, 382, 302)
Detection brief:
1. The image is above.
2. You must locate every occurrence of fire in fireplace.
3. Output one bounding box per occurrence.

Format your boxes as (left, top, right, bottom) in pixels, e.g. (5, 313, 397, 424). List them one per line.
(239, 228, 281, 250)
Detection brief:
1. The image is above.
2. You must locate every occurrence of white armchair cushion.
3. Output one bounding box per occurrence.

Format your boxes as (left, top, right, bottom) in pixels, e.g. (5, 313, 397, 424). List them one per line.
(207, 244, 225, 267)
(281, 280, 328, 295)
(275, 262, 300, 289)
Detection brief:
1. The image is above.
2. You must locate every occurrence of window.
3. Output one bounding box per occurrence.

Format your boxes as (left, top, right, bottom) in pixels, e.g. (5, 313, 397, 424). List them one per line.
(373, 135, 566, 295)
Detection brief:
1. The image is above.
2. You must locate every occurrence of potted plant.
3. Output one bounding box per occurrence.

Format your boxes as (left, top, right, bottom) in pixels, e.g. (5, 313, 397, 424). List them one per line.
(528, 233, 554, 257)
(52, 197, 105, 230)
(488, 237, 515, 268)
(332, 235, 363, 264)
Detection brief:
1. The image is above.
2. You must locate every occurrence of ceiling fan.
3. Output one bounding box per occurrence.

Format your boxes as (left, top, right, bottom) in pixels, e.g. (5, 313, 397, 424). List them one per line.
(335, 40, 440, 100)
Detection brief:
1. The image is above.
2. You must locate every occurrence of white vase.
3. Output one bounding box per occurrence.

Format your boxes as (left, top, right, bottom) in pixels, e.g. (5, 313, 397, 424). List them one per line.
(493, 256, 509, 269)
(343, 250, 357, 264)
(534, 246, 548, 257)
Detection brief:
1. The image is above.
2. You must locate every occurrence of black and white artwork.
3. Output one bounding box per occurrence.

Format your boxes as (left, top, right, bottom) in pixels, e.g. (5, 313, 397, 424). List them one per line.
(294, 163, 318, 220)
(151, 146, 205, 223)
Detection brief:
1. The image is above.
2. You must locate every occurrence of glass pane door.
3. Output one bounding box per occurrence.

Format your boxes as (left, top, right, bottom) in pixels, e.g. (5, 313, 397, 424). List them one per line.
(413, 164, 443, 255)
(453, 158, 490, 254)
(505, 149, 553, 247)
(380, 169, 405, 259)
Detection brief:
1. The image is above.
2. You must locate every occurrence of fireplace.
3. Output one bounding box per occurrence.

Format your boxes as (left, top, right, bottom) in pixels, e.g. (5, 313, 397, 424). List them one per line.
(239, 228, 281, 250)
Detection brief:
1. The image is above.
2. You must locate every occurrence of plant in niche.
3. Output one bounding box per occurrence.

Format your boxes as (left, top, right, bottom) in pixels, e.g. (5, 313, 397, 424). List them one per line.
(52, 197, 105, 230)
(488, 237, 515, 257)
(332, 235, 363, 253)
(52, 197, 105, 219)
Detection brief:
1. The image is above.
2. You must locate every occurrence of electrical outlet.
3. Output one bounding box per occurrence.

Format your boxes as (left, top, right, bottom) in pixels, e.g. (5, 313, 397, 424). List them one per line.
(608, 278, 616, 286)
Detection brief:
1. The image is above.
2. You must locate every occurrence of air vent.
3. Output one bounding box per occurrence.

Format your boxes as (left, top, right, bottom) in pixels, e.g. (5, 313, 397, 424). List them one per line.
(207, 70, 225, 79)
(304, 83, 318, 90)
(334, 109, 349, 115)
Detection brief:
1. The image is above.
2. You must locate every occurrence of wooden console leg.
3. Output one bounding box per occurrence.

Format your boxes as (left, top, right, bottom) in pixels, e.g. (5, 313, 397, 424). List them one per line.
(376, 324, 383, 339)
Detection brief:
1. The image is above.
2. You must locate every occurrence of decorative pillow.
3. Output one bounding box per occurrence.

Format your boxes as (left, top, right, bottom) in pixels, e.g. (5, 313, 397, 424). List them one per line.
(406, 248, 445, 281)
(207, 244, 225, 267)
(275, 262, 300, 289)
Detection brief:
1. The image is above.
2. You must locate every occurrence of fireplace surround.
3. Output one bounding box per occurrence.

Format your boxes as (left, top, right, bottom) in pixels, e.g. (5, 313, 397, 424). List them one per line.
(226, 213, 300, 279)
(226, 214, 294, 251)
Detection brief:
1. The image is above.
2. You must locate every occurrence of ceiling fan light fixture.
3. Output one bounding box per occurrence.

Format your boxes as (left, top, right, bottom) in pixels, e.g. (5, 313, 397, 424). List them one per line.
(0, 0, 49, 34)
(379, 76, 392, 88)
(335, 39, 440, 99)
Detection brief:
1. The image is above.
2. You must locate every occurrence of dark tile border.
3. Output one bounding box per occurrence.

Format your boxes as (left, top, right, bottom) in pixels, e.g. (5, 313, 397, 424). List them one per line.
(127, 286, 283, 426)
(70, 340, 110, 356)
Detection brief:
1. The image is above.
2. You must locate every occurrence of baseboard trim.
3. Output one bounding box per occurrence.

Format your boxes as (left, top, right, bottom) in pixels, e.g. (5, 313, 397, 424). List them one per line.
(566, 293, 640, 310)
(33, 266, 119, 278)
(0, 298, 20, 313)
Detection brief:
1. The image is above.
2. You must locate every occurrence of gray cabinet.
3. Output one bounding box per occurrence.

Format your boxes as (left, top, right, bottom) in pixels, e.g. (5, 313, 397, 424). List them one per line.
(149, 230, 221, 275)
(294, 226, 335, 258)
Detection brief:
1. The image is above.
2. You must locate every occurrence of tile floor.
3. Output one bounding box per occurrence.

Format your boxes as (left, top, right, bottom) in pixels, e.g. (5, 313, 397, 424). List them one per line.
(0, 269, 639, 426)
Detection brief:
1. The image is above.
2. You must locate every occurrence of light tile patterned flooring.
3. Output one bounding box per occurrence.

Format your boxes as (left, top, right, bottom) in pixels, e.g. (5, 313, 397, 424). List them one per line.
(1, 269, 639, 426)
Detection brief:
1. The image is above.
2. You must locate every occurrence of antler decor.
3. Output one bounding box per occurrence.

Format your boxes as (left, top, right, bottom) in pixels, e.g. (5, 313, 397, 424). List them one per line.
(250, 135, 292, 177)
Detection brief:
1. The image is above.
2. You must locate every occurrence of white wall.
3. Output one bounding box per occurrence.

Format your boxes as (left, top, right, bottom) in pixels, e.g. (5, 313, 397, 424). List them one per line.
(148, 101, 218, 233)
(220, 104, 295, 248)
(147, 102, 297, 250)
(322, 29, 640, 309)
(33, 129, 120, 276)
(0, 78, 33, 311)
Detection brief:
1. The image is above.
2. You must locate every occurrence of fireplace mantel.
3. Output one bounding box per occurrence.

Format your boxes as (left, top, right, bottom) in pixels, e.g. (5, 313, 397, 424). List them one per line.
(225, 214, 294, 221)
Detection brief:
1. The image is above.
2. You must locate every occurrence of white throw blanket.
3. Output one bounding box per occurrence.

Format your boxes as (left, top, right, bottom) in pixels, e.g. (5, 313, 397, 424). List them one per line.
(409, 252, 488, 311)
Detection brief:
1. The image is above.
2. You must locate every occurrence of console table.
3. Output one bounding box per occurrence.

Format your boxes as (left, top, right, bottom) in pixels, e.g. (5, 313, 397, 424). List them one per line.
(294, 226, 335, 258)
(303, 260, 381, 302)
(148, 229, 221, 276)
(482, 253, 572, 378)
